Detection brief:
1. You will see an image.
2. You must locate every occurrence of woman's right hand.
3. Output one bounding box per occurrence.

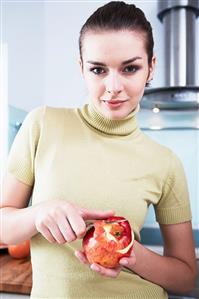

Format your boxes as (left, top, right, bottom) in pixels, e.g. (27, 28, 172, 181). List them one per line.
(35, 200, 114, 244)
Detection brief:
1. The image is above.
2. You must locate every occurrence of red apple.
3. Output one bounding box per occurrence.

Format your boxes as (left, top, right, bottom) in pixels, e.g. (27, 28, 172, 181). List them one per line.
(83, 216, 134, 268)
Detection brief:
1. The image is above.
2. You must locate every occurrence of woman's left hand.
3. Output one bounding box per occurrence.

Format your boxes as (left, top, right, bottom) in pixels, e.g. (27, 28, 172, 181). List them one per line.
(74, 249, 136, 278)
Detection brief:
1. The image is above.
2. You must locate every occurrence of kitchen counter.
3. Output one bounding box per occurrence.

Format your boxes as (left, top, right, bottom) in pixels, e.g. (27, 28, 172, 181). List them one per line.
(0, 251, 32, 295)
(0, 248, 198, 298)
(0, 294, 29, 299)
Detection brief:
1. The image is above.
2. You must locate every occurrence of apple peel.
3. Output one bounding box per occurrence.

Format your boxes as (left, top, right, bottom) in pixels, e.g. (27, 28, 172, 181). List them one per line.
(116, 235, 134, 254)
(83, 216, 134, 268)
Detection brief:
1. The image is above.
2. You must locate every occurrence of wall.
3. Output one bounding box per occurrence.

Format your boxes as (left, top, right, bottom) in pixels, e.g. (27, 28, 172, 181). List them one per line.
(2, 1, 45, 111)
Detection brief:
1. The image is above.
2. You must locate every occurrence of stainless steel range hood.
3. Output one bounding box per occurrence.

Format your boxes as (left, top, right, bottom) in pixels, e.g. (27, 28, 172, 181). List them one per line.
(141, 0, 199, 110)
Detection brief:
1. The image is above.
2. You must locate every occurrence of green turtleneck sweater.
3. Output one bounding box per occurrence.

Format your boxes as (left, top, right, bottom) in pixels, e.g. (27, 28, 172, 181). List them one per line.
(7, 104, 191, 299)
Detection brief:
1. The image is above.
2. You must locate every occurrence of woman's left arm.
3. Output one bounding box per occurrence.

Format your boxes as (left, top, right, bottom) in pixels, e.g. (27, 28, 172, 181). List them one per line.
(75, 221, 197, 294)
(121, 221, 197, 294)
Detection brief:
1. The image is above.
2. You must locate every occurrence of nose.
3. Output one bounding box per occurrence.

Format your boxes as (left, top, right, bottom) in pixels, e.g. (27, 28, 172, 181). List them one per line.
(105, 72, 124, 95)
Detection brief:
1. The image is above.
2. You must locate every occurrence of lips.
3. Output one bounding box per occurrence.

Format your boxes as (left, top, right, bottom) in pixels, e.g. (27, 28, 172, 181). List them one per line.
(102, 100, 127, 109)
(102, 99, 127, 103)
(107, 100, 126, 104)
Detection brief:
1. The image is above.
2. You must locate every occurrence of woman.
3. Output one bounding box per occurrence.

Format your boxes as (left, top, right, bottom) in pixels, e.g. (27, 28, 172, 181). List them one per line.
(1, 2, 197, 298)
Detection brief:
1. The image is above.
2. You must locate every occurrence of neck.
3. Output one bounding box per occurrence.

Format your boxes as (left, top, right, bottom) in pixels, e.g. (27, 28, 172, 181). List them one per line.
(78, 102, 140, 136)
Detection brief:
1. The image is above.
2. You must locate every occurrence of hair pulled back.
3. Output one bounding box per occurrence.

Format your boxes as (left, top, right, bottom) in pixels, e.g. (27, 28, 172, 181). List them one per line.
(79, 1, 154, 64)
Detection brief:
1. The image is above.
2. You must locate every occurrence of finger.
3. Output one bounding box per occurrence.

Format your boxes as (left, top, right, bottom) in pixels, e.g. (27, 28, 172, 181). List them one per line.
(90, 263, 121, 278)
(46, 219, 66, 244)
(74, 250, 89, 265)
(38, 226, 56, 243)
(65, 205, 87, 239)
(57, 216, 76, 243)
(119, 251, 136, 268)
(79, 208, 115, 221)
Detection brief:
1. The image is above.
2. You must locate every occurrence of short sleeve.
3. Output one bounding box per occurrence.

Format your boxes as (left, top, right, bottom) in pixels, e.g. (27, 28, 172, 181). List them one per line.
(154, 152, 192, 224)
(7, 106, 45, 186)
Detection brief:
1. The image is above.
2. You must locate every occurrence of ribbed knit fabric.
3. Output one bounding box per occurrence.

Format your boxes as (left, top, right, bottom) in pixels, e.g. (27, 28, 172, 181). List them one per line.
(80, 102, 140, 136)
(7, 103, 192, 299)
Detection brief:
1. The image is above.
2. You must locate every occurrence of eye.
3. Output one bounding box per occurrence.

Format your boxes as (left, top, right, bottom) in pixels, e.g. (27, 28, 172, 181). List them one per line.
(90, 67, 106, 75)
(123, 65, 139, 73)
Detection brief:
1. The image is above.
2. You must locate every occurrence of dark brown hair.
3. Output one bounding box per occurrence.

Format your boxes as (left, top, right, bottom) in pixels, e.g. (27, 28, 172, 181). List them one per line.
(79, 1, 154, 64)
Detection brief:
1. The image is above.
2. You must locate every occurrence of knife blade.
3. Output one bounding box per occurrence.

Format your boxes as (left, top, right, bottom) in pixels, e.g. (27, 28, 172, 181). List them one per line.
(85, 219, 127, 229)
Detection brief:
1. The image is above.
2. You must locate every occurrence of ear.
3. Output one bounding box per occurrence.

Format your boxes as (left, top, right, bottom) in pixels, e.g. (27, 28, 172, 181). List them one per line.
(79, 58, 84, 75)
(147, 55, 156, 82)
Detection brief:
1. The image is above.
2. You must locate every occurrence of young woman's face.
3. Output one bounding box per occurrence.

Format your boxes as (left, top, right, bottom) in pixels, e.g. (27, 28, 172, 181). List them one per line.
(80, 30, 155, 120)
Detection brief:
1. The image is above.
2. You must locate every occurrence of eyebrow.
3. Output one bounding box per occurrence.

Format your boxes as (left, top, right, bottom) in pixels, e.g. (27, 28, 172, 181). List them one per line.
(86, 56, 142, 66)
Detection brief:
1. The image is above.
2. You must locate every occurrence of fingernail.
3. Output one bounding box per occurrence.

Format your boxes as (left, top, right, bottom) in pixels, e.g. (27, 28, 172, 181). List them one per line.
(74, 251, 79, 258)
(120, 259, 128, 266)
(91, 264, 100, 271)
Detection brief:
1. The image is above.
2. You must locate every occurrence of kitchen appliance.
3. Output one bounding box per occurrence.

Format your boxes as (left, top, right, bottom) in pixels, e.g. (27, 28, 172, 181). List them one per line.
(141, 0, 199, 110)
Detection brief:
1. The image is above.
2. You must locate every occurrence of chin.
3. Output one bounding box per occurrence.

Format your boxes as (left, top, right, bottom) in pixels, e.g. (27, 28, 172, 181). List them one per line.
(95, 104, 125, 120)
(103, 109, 129, 120)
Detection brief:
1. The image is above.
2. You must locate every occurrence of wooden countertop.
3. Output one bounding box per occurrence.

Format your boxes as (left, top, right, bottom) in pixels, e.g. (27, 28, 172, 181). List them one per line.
(0, 250, 32, 294)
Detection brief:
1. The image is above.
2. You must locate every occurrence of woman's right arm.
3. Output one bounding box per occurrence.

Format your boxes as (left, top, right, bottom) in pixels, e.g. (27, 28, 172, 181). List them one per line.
(0, 173, 38, 244)
(1, 173, 114, 245)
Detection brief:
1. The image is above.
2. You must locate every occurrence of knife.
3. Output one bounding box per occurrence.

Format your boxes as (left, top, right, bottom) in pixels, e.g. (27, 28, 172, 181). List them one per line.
(85, 219, 127, 229)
